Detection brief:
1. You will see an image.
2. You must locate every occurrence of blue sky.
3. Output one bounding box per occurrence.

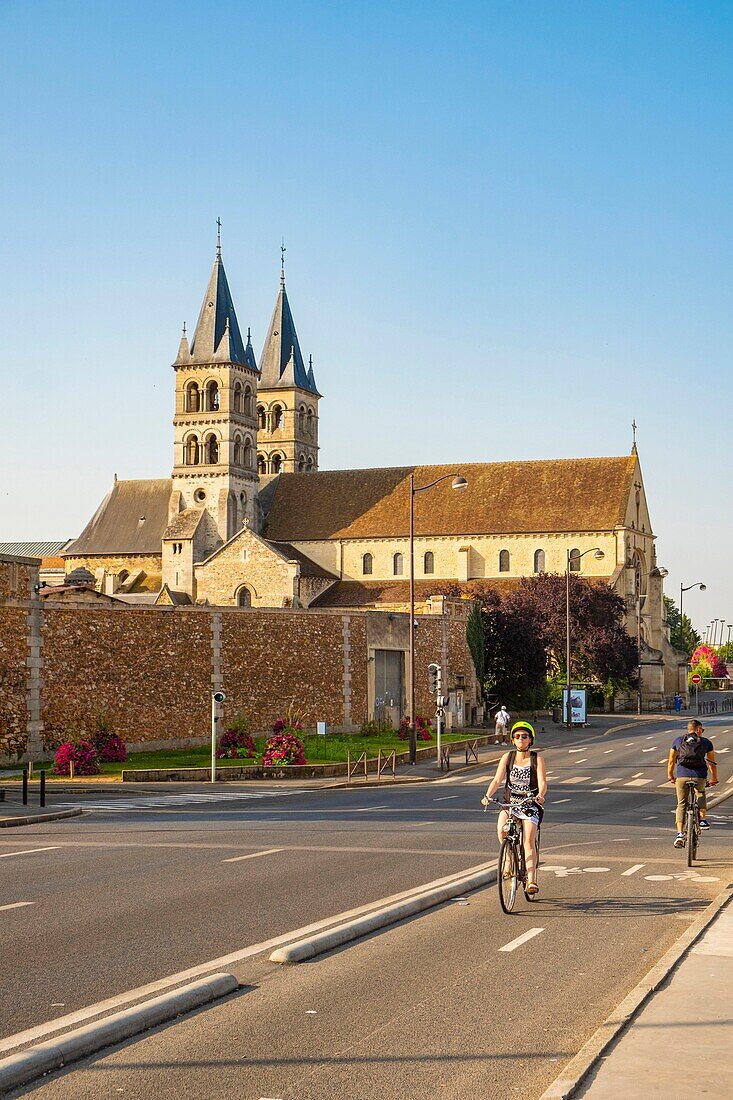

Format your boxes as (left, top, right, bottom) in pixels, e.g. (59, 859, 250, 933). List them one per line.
(1, 1, 730, 632)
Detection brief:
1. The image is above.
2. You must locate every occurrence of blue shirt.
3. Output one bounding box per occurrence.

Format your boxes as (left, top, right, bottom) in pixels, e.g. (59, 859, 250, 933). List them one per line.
(672, 735, 714, 779)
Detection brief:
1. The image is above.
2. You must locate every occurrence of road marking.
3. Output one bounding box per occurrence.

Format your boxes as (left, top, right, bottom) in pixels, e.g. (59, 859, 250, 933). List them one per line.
(625, 778, 653, 786)
(499, 928, 544, 953)
(597, 777, 622, 784)
(631, 771, 644, 778)
(562, 777, 592, 784)
(593, 788, 610, 793)
(621, 864, 645, 876)
(433, 795, 459, 801)
(603, 749, 614, 754)
(79, 790, 309, 811)
(568, 749, 585, 754)
(574, 758, 588, 764)
(353, 805, 388, 812)
(646, 735, 654, 739)
(541, 866, 610, 877)
(642, 747, 657, 752)
(717, 747, 730, 753)
(551, 798, 571, 804)
(407, 821, 434, 827)
(0, 902, 34, 912)
(0, 847, 60, 859)
(626, 742, 634, 746)
(222, 848, 284, 863)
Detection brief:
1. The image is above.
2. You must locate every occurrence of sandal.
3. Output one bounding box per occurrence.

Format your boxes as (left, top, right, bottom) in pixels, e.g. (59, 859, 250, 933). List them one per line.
(526, 882, 539, 896)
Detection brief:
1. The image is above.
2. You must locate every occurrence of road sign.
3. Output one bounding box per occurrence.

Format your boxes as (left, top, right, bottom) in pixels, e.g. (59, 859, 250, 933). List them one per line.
(691, 673, 702, 685)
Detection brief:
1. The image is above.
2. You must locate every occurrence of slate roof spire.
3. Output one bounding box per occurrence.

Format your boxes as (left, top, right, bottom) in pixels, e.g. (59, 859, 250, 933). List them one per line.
(259, 267, 315, 392)
(188, 237, 249, 365)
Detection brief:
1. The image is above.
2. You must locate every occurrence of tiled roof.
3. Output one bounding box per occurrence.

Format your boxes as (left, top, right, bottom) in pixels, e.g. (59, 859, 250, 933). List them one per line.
(309, 574, 615, 609)
(163, 509, 204, 540)
(64, 479, 172, 556)
(263, 457, 638, 542)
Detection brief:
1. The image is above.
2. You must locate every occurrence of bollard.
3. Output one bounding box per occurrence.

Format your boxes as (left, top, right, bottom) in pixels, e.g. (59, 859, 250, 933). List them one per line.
(28, 761, 33, 781)
(40, 769, 46, 808)
(22, 768, 28, 805)
(69, 760, 75, 780)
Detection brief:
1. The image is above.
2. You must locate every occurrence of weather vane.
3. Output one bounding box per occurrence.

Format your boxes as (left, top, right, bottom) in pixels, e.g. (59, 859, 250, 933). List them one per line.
(216, 217, 222, 255)
(632, 418, 637, 447)
(280, 238, 286, 284)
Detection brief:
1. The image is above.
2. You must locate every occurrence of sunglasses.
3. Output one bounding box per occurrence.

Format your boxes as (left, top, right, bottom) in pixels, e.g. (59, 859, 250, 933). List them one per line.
(514, 733, 531, 740)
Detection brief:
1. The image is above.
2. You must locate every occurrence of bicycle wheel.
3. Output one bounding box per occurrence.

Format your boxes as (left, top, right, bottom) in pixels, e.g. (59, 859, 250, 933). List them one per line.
(498, 839, 518, 913)
(686, 809, 695, 866)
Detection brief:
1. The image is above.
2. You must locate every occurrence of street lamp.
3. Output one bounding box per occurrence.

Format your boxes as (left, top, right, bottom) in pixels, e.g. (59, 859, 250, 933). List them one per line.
(636, 566, 669, 714)
(679, 581, 706, 621)
(408, 472, 468, 764)
(565, 547, 605, 729)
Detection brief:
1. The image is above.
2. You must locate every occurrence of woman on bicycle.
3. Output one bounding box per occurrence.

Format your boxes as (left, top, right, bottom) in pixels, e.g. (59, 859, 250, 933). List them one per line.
(481, 721, 547, 895)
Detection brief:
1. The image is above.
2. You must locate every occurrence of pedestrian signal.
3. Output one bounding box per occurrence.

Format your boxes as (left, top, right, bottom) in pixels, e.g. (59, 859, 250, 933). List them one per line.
(428, 663, 441, 695)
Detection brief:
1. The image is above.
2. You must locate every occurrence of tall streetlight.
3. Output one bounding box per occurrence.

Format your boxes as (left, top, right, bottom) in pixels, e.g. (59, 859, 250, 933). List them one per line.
(727, 624, 732, 647)
(679, 581, 706, 621)
(408, 472, 468, 764)
(716, 620, 726, 647)
(565, 547, 605, 729)
(636, 566, 669, 714)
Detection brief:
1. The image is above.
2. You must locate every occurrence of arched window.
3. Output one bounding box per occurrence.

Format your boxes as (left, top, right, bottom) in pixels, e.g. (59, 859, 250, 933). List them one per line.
(533, 548, 545, 574)
(298, 454, 305, 471)
(424, 551, 434, 575)
(237, 587, 252, 608)
(362, 552, 373, 575)
(243, 438, 253, 469)
(244, 386, 253, 417)
(306, 455, 314, 471)
(257, 453, 266, 475)
(257, 405, 266, 430)
(205, 434, 218, 464)
(186, 435, 200, 465)
(232, 382, 243, 413)
(271, 453, 282, 474)
(233, 434, 243, 467)
(298, 405, 306, 432)
(393, 552, 403, 576)
(568, 548, 581, 572)
(205, 380, 220, 411)
(306, 408, 314, 436)
(271, 404, 284, 431)
(185, 382, 200, 413)
(499, 549, 510, 573)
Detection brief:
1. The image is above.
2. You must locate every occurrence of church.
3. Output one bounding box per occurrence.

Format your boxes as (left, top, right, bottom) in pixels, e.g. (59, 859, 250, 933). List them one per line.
(61, 238, 687, 701)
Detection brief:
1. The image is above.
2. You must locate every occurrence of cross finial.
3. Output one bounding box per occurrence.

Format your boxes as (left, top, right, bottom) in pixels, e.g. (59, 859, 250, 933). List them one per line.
(632, 418, 637, 445)
(182, 321, 186, 335)
(216, 217, 222, 256)
(280, 238, 286, 285)
(247, 326, 251, 344)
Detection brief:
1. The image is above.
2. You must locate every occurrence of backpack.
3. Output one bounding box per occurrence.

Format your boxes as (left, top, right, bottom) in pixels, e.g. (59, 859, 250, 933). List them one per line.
(677, 735, 707, 770)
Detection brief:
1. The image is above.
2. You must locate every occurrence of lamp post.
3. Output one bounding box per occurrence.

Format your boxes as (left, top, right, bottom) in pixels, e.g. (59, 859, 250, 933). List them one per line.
(679, 581, 706, 621)
(565, 547, 605, 729)
(635, 566, 669, 714)
(408, 472, 468, 764)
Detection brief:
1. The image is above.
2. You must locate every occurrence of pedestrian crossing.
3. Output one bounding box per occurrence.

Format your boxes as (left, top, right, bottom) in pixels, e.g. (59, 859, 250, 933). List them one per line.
(58, 790, 309, 813)
(452, 772, 667, 791)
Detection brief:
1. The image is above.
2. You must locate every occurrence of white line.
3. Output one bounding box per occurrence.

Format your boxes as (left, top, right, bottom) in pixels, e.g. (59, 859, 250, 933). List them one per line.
(562, 777, 592, 785)
(551, 798, 571, 804)
(433, 795, 459, 801)
(574, 758, 588, 764)
(641, 747, 657, 752)
(499, 927, 544, 953)
(597, 778, 622, 784)
(407, 821, 434, 827)
(621, 864, 645, 876)
(625, 778, 653, 787)
(631, 771, 644, 778)
(353, 805, 388, 812)
(222, 848, 284, 864)
(0, 902, 34, 912)
(0, 847, 60, 859)
(593, 788, 610, 793)
(568, 748, 585, 754)
(603, 749, 614, 754)
(626, 742, 634, 746)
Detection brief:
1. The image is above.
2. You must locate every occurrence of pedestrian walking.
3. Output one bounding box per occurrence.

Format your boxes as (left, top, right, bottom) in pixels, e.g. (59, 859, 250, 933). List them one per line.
(674, 692, 682, 714)
(494, 705, 510, 744)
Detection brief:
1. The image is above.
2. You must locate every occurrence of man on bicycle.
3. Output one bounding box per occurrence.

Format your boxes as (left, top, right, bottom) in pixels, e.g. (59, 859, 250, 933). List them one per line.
(481, 721, 547, 895)
(668, 719, 718, 848)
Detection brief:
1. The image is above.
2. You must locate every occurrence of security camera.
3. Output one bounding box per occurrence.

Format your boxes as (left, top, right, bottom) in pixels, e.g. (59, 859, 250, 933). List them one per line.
(212, 691, 226, 703)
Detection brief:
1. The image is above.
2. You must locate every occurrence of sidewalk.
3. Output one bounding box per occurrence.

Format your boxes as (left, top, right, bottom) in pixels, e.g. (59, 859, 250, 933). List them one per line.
(576, 897, 733, 1097)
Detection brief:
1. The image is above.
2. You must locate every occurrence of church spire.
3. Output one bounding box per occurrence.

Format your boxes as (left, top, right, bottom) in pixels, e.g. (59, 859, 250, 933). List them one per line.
(259, 273, 314, 392)
(189, 240, 248, 365)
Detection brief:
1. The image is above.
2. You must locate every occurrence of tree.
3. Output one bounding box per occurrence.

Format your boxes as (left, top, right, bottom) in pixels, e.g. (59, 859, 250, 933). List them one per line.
(663, 596, 700, 656)
(465, 603, 485, 700)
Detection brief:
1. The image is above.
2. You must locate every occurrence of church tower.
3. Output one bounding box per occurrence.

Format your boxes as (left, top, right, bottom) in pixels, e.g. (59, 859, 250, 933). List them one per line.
(168, 237, 259, 558)
(256, 256, 321, 475)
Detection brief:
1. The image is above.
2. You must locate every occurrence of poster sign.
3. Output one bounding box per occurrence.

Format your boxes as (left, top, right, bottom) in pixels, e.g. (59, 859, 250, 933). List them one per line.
(317, 721, 327, 736)
(562, 688, 587, 726)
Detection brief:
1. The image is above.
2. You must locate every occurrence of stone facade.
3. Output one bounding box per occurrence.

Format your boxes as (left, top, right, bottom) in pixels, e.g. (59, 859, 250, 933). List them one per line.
(195, 525, 299, 608)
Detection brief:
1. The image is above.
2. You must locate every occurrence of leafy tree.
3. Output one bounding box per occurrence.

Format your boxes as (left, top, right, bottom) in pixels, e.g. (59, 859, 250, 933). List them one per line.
(663, 596, 700, 656)
(718, 642, 733, 662)
(465, 603, 485, 700)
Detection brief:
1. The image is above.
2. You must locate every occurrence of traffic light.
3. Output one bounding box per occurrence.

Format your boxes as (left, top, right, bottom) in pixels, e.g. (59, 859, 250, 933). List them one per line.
(428, 663, 442, 695)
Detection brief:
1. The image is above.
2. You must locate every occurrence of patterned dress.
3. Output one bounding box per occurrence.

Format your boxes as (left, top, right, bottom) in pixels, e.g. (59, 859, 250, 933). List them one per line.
(508, 759, 541, 826)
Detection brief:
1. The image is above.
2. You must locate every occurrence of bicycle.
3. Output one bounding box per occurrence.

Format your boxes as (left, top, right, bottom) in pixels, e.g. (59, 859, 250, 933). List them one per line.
(680, 779, 708, 867)
(485, 796, 541, 913)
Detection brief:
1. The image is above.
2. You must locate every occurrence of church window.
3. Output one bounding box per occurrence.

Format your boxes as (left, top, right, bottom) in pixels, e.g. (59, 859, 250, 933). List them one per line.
(393, 552, 404, 576)
(362, 552, 373, 575)
(233, 382, 243, 413)
(499, 549, 510, 573)
(194, 488, 206, 503)
(185, 382, 200, 413)
(298, 454, 305, 471)
(257, 405, 266, 429)
(257, 453, 266, 475)
(244, 386, 254, 417)
(237, 586, 252, 608)
(298, 405, 306, 432)
(239, 492, 247, 506)
(271, 453, 283, 474)
(533, 548, 545, 574)
(205, 434, 219, 464)
(186, 435, 200, 465)
(306, 455, 314, 471)
(233, 434, 243, 466)
(243, 439, 253, 469)
(205, 380, 220, 411)
(568, 548, 581, 572)
(424, 551, 434, 574)
(271, 404, 284, 431)
(306, 408, 314, 436)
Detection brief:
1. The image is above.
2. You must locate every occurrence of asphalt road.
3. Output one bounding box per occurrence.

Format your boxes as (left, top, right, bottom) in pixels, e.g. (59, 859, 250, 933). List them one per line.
(2, 715, 732, 1098)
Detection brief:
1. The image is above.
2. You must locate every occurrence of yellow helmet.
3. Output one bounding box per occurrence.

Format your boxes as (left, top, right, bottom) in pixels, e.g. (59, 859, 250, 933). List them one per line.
(510, 720, 535, 745)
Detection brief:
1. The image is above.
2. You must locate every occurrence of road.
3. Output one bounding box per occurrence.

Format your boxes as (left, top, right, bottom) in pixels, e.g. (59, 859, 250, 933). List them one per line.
(1, 715, 731, 1098)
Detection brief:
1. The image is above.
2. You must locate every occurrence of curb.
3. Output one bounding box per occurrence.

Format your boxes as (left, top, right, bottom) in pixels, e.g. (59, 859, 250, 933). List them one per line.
(538, 886, 733, 1099)
(270, 863, 498, 963)
(708, 785, 733, 809)
(0, 972, 238, 1094)
(0, 807, 83, 829)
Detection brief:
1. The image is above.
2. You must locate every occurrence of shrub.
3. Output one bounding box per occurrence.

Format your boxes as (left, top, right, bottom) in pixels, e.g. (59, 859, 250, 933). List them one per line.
(53, 740, 101, 776)
(396, 715, 433, 741)
(262, 733, 306, 766)
(359, 718, 394, 737)
(97, 734, 128, 763)
(273, 717, 304, 734)
(217, 727, 256, 759)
